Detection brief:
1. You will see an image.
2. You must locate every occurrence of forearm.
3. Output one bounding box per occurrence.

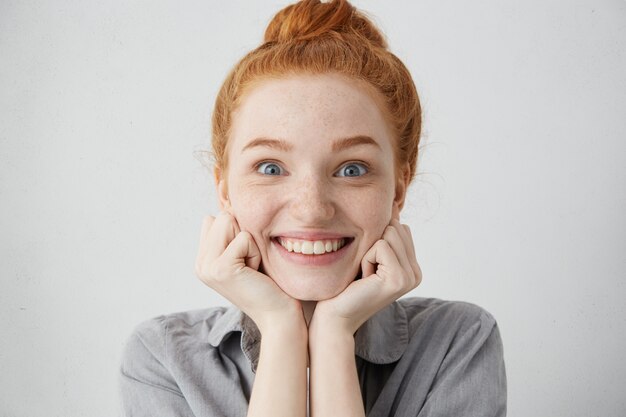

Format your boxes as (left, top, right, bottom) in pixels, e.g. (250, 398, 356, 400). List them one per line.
(247, 319, 308, 417)
(309, 326, 365, 417)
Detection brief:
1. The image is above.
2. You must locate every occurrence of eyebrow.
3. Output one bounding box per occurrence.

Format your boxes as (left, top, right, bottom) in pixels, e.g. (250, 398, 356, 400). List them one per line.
(241, 135, 382, 153)
(242, 138, 293, 152)
(331, 135, 381, 152)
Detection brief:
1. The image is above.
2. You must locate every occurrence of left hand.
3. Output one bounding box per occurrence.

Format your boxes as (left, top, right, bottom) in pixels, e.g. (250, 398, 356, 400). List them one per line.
(311, 219, 422, 335)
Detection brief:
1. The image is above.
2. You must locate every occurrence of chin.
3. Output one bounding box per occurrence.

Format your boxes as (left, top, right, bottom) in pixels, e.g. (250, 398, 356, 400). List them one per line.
(282, 284, 343, 302)
(267, 268, 359, 302)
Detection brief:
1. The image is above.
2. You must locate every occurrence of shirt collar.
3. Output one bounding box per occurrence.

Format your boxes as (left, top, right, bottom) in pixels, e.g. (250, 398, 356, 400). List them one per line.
(207, 301, 408, 373)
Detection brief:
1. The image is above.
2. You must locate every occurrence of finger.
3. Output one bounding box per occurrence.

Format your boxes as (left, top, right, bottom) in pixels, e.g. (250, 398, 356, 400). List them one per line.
(361, 239, 400, 282)
(382, 224, 414, 285)
(221, 231, 262, 272)
(361, 243, 377, 278)
(389, 220, 417, 268)
(400, 224, 415, 256)
(361, 239, 385, 278)
(388, 219, 410, 253)
(392, 203, 400, 221)
(196, 215, 215, 261)
(230, 212, 241, 235)
(401, 223, 422, 286)
(195, 215, 217, 274)
(385, 221, 412, 269)
(203, 212, 240, 263)
(395, 221, 422, 287)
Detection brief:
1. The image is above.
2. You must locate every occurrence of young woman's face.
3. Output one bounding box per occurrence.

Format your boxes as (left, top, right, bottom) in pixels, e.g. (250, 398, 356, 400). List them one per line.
(218, 73, 406, 301)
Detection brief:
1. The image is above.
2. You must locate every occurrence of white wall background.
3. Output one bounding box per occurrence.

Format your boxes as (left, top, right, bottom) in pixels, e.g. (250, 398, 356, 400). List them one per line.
(1, 0, 624, 415)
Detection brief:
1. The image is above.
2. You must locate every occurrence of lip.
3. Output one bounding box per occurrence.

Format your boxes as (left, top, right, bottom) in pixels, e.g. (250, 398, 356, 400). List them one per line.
(272, 231, 352, 240)
(271, 237, 354, 266)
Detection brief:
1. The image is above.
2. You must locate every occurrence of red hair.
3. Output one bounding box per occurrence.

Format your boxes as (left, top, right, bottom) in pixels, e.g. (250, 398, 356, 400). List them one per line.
(211, 0, 422, 183)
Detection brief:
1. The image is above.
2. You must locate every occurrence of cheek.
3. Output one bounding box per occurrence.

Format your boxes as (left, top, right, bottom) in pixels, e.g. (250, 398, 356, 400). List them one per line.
(228, 185, 277, 238)
(344, 185, 394, 241)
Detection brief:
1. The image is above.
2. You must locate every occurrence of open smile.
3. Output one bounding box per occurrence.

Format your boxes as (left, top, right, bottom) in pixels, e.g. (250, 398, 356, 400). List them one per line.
(276, 236, 348, 254)
(271, 237, 354, 266)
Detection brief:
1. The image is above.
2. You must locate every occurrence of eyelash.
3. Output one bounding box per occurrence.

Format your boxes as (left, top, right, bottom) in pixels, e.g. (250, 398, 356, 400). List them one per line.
(254, 161, 370, 177)
(336, 162, 369, 177)
(255, 161, 284, 176)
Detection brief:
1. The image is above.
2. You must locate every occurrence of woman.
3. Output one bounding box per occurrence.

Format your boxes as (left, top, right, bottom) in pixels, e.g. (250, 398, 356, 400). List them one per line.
(119, 1, 507, 416)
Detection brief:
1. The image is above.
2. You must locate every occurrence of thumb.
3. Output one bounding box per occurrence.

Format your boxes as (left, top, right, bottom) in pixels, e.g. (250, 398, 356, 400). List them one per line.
(391, 203, 400, 221)
(360, 240, 380, 278)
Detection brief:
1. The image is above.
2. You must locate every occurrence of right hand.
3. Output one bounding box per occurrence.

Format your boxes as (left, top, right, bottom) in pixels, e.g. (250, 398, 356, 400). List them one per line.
(194, 213, 303, 332)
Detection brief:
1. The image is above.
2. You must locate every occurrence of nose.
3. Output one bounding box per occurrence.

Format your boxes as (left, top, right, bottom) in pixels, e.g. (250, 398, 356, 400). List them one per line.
(289, 175, 335, 223)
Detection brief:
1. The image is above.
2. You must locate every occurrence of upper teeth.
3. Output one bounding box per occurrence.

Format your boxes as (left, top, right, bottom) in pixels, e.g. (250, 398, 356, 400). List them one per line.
(278, 238, 346, 255)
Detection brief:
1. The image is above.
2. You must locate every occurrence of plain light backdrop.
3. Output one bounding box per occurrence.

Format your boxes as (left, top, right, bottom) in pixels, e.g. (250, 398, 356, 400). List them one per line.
(1, 0, 624, 416)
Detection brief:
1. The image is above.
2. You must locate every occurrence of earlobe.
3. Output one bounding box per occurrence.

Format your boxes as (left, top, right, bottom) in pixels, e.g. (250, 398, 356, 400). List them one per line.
(214, 167, 231, 212)
(393, 163, 411, 220)
(391, 163, 411, 221)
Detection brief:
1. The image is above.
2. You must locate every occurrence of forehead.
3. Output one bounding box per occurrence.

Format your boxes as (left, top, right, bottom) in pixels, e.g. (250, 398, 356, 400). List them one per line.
(228, 73, 394, 153)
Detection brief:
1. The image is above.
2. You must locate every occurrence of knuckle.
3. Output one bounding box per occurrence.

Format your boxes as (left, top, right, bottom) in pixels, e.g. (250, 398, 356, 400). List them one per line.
(384, 271, 405, 293)
(415, 271, 423, 286)
(384, 225, 399, 238)
(222, 212, 235, 223)
(223, 212, 238, 225)
(232, 230, 249, 246)
(195, 264, 210, 283)
(411, 269, 422, 288)
(390, 279, 406, 296)
(210, 261, 229, 282)
(194, 255, 208, 277)
(195, 259, 225, 284)
(376, 239, 389, 249)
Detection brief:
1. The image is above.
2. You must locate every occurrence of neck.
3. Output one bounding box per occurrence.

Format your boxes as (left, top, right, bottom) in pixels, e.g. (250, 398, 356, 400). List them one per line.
(301, 300, 317, 327)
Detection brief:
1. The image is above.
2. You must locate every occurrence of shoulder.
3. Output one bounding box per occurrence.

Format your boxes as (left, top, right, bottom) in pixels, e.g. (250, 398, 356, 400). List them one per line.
(354, 298, 507, 415)
(124, 307, 229, 352)
(398, 296, 498, 324)
(392, 298, 507, 414)
(397, 296, 501, 345)
(119, 307, 253, 414)
(120, 306, 231, 385)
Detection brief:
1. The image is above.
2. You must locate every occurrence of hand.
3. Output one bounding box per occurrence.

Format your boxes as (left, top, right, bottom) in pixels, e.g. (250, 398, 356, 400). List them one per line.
(311, 219, 422, 335)
(194, 213, 303, 333)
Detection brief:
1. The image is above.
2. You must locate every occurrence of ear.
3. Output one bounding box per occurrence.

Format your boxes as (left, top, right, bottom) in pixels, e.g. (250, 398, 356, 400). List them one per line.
(214, 166, 231, 212)
(392, 162, 411, 221)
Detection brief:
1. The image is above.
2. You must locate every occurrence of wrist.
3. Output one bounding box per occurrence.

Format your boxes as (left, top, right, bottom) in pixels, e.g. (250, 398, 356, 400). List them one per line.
(309, 303, 359, 337)
(309, 325, 355, 361)
(309, 315, 355, 351)
(258, 315, 309, 365)
(255, 303, 308, 340)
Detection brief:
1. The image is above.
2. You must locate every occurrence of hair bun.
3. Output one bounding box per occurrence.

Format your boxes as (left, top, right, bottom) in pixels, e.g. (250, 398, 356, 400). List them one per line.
(264, 0, 387, 49)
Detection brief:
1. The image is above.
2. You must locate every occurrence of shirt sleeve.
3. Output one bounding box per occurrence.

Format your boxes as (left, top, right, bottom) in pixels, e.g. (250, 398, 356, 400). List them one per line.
(118, 317, 197, 417)
(417, 306, 507, 417)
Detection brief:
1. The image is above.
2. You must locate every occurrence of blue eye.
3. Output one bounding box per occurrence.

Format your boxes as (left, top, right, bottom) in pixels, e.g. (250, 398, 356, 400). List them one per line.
(256, 162, 284, 176)
(336, 163, 368, 177)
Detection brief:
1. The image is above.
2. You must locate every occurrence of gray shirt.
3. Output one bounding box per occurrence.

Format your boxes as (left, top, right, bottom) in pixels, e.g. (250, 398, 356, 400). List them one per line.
(119, 297, 507, 416)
